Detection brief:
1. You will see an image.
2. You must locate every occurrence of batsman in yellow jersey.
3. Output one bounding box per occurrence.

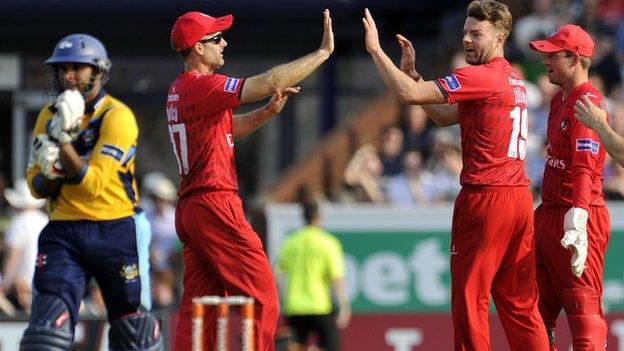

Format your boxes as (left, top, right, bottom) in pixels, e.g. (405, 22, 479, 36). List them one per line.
(20, 34, 163, 350)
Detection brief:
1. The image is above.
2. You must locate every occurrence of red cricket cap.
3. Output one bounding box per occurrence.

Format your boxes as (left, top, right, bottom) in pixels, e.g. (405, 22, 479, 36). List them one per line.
(529, 24, 595, 57)
(171, 11, 233, 52)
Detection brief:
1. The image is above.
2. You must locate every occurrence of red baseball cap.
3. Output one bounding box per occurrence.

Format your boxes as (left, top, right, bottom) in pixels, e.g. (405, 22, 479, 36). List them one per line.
(529, 24, 595, 57)
(171, 11, 233, 52)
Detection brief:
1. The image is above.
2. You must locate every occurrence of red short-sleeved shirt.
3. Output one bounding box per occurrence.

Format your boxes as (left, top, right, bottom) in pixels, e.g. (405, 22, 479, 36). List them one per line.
(436, 57, 530, 187)
(166, 72, 245, 197)
(540, 81, 606, 209)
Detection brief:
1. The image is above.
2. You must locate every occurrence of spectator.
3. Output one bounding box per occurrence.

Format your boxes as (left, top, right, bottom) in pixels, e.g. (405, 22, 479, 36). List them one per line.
(401, 105, 434, 161)
(343, 144, 385, 203)
(385, 150, 430, 207)
(0, 179, 47, 313)
(142, 172, 179, 309)
(514, 0, 559, 58)
(379, 126, 404, 176)
(277, 200, 350, 351)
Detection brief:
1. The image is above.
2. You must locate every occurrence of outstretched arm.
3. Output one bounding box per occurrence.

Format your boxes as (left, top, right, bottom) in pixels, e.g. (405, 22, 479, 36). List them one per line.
(363, 9, 447, 106)
(240, 10, 334, 103)
(396, 34, 458, 126)
(574, 95, 624, 166)
(233, 87, 300, 139)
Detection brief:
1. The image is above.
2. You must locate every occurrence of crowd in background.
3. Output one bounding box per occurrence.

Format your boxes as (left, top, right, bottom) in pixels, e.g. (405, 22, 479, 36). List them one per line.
(343, 0, 624, 206)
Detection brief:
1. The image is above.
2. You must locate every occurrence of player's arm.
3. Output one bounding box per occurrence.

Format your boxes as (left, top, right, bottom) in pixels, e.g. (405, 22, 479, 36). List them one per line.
(363, 9, 447, 106)
(70, 108, 138, 197)
(27, 108, 63, 198)
(233, 87, 300, 140)
(396, 34, 459, 126)
(575, 95, 624, 166)
(328, 239, 351, 329)
(240, 10, 333, 104)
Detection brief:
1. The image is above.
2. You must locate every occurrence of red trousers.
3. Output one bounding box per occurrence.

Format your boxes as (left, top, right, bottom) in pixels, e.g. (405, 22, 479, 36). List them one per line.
(535, 204, 610, 350)
(174, 191, 278, 351)
(451, 186, 549, 351)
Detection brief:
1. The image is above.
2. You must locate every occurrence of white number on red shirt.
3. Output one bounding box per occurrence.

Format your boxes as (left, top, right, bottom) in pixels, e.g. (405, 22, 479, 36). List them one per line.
(168, 123, 189, 175)
(507, 106, 528, 160)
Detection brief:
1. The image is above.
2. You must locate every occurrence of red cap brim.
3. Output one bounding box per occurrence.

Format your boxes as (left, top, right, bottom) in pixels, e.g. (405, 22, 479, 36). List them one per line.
(529, 39, 564, 53)
(211, 14, 233, 33)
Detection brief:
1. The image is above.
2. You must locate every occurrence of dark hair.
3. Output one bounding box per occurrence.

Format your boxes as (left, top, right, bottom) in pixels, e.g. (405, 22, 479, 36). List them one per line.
(467, 0, 513, 38)
(302, 200, 319, 224)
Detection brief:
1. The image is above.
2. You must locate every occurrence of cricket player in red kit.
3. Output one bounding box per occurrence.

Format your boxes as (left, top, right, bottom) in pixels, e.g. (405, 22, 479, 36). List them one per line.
(363, 1, 549, 350)
(167, 10, 334, 351)
(530, 25, 611, 350)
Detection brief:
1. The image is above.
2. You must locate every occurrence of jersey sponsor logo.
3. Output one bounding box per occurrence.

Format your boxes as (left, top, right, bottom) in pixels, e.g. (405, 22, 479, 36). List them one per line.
(508, 76, 525, 87)
(100, 144, 124, 161)
(442, 74, 461, 91)
(545, 154, 566, 169)
(167, 93, 179, 102)
(119, 263, 139, 282)
(513, 87, 527, 104)
(584, 91, 598, 99)
(224, 77, 240, 93)
(576, 139, 599, 154)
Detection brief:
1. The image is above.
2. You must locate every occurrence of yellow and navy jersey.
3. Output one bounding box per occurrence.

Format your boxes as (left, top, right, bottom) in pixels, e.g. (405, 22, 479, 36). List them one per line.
(27, 92, 140, 221)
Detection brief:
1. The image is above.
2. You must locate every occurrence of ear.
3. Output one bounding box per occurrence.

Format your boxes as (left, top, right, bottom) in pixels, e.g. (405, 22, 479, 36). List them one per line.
(193, 42, 204, 55)
(496, 32, 505, 46)
(571, 52, 580, 67)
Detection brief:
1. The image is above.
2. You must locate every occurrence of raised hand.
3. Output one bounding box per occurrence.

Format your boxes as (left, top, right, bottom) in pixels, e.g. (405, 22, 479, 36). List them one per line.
(574, 95, 608, 131)
(266, 87, 301, 115)
(362, 8, 382, 55)
(319, 9, 334, 56)
(396, 34, 420, 81)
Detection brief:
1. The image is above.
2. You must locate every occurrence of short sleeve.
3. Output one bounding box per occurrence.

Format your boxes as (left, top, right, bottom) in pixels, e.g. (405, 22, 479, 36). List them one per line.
(194, 74, 245, 114)
(436, 65, 499, 104)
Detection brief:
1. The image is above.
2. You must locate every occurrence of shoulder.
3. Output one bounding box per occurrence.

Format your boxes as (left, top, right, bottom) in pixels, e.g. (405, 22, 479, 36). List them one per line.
(100, 95, 137, 123)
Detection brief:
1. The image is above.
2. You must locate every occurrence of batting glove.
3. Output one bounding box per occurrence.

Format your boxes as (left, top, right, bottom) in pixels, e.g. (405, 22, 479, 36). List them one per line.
(561, 207, 589, 278)
(49, 89, 85, 144)
(33, 134, 65, 179)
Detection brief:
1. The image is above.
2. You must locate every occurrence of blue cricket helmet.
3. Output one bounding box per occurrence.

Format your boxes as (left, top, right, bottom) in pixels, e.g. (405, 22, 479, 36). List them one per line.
(45, 34, 111, 84)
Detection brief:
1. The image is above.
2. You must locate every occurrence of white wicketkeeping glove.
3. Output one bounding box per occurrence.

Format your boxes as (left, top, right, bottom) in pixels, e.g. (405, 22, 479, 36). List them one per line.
(33, 134, 65, 179)
(561, 207, 589, 278)
(49, 89, 85, 144)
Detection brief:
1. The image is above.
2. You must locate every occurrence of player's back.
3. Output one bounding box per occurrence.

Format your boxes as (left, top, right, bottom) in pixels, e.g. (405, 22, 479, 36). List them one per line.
(166, 72, 243, 197)
(439, 57, 530, 187)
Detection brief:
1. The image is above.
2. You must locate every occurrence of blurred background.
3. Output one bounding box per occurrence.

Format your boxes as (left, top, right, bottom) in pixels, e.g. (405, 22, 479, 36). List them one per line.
(0, 0, 623, 349)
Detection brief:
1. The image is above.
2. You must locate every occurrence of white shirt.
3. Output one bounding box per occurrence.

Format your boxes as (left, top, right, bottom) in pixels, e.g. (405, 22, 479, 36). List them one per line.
(4, 209, 48, 283)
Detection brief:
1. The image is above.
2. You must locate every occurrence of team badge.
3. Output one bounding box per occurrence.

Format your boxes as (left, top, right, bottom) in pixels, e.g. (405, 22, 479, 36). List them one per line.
(576, 139, 599, 154)
(442, 74, 461, 92)
(119, 263, 139, 282)
(35, 253, 47, 268)
(224, 77, 240, 93)
(560, 119, 568, 130)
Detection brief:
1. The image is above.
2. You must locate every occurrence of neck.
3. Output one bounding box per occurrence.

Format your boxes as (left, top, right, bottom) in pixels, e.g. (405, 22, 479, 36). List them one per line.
(561, 70, 589, 97)
(184, 57, 215, 75)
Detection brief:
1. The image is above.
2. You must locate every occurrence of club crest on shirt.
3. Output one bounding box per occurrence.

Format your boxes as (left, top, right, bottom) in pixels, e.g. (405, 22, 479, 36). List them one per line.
(119, 263, 139, 282)
(576, 139, 599, 154)
(224, 77, 240, 93)
(442, 74, 461, 91)
(560, 119, 568, 130)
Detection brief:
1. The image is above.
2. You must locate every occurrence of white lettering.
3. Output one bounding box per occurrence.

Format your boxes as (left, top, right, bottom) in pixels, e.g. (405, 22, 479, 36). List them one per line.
(409, 239, 448, 305)
(226, 133, 234, 147)
(385, 328, 422, 351)
(545, 154, 567, 169)
(610, 320, 624, 351)
(361, 253, 409, 305)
